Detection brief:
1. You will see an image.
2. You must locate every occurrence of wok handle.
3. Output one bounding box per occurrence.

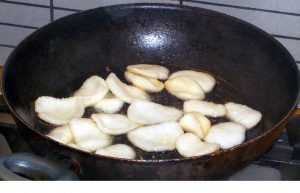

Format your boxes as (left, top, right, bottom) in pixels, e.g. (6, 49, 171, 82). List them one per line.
(1, 66, 79, 180)
(0, 95, 79, 180)
(286, 107, 300, 160)
(0, 153, 78, 180)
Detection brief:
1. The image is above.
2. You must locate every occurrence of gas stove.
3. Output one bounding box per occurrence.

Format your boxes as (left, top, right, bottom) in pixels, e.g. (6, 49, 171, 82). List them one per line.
(229, 127, 300, 180)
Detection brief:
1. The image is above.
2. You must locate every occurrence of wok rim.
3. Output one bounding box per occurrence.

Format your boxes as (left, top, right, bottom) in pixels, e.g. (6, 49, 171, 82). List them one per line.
(2, 3, 300, 163)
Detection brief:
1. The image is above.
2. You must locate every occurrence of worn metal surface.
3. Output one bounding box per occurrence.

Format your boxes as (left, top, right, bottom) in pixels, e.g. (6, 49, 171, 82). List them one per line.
(0, 153, 78, 180)
(1, 4, 300, 180)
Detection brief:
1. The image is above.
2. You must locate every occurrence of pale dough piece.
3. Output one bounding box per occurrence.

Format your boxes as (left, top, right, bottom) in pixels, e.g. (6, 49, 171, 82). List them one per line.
(125, 71, 164, 92)
(74, 75, 109, 107)
(127, 100, 183, 125)
(225, 102, 262, 129)
(176, 133, 219, 157)
(179, 112, 211, 139)
(67, 143, 87, 151)
(46, 125, 73, 144)
(106, 73, 149, 103)
(93, 92, 124, 113)
(127, 64, 169, 80)
(204, 122, 246, 149)
(126, 85, 150, 101)
(69, 118, 112, 152)
(169, 70, 216, 92)
(127, 121, 184, 152)
(165, 76, 205, 101)
(35, 96, 85, 125)
(184, 100, 226, 117)
(91, 113, 140, 135)
(95, 144, 136, 159)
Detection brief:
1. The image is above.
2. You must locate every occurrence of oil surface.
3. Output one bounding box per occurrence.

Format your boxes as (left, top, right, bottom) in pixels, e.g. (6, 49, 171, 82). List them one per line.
(35, 64, 268, 160)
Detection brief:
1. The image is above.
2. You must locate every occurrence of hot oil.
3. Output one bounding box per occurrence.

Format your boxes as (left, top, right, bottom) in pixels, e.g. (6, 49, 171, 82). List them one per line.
(35, 64, 267, 160)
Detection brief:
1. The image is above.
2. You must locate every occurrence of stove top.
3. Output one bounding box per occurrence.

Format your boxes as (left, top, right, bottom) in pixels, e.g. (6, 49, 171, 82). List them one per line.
(229, 128, 300, 180)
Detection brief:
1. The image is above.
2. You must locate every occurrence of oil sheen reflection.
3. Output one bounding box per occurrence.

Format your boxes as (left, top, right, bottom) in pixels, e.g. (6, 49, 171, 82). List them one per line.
(139, 32, 167, 49)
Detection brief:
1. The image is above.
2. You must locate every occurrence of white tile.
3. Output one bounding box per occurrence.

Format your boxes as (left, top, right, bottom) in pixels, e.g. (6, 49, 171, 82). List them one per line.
(187, 0, 300, 14)
(9, 0, 50, 6)
(54, 10, 77, 20)
(0, 47, 13, 66)
(183, 2, 300, 38)
(0, 26, 35, 46)
(0, 2, 50, 27)
(54, 0, 178, 10)
(275, 38, 300, 62)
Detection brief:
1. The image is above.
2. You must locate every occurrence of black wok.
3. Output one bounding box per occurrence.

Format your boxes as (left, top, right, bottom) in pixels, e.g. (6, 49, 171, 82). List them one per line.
(1, 3, 299, 180)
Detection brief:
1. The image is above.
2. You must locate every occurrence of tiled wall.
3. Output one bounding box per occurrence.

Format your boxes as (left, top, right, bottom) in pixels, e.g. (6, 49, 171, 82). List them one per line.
(182, 0, 300, 66)
(0, 0, 299, 67)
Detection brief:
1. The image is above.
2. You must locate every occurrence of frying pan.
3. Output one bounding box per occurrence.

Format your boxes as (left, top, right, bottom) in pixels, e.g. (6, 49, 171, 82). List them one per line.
(0, 3, 299, 180)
